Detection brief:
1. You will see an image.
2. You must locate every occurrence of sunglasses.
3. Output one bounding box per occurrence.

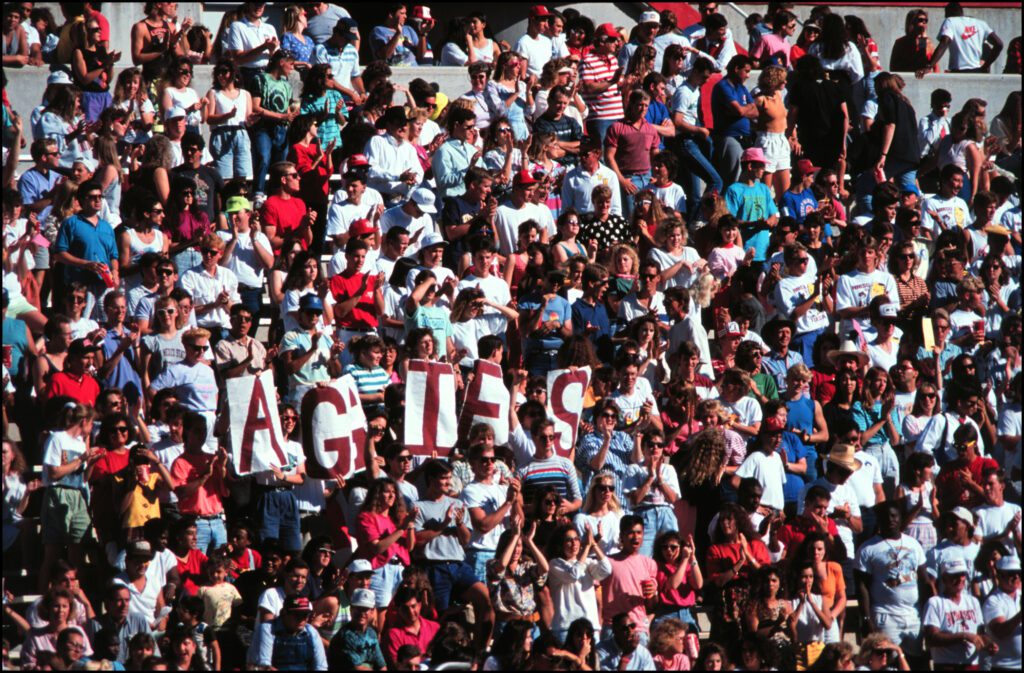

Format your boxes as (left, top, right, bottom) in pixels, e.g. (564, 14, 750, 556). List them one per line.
(662, 544, 680, 550)
(156, 308, 177, 315)
(600, 413, 619, 419)
(201, 249, 219, 256)
(396, 455, 413, 462)
(158, 269, 175, 276)
(794, 257, 809, 264)
(281, 415, 299, 421)
(113, 426, 130, 434)
(476, 456, 497, 464)
(595, 484, 614, 492)
(70, 296, 88, 304)
(186, 343, 206, 351)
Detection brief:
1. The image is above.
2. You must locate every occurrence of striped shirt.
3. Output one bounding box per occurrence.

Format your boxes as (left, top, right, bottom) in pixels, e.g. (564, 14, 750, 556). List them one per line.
(580, 52, 624, 121)
(343, 363, 391, 401)
(516, 455, 582, 505)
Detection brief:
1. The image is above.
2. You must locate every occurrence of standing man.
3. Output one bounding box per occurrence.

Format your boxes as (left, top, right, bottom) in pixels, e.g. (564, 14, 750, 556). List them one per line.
(380, 188, 438, 257)
(460, 443, 522, 582)
(711, 55, 757, 185)
(179, 234, 239, 343)
(150, 331, 220, 451)
(261, 162, 315, 252)
(515, 5, 554, 79)
(917, 2, 1003, 76)
(251, 50, 298, 198)
(311, 19, 365, 103)
(619, 10, 661, 70)
(17, 138, 62, 214)
(220, 196, 273, 319)
(562, 136, 623, 217)
(533, 86, 584, 167)
(52, 181, 119, 320)
(214, 304, 270, 380)
(432, 107, 483, 201)
(325, 171, 385, 252)
(223, 0, 279, 91)
(983, 556, 1022, 672)
(580, 23, 625, 145)
(305, 2, 353, 46)
(494, 170, 548, 256)
(604, 90, 660, 219)
(600, 516, 659, 645)
(370, 4, 424, 67)
(670, 56, 722, 219)
(279, 294, 344, 405)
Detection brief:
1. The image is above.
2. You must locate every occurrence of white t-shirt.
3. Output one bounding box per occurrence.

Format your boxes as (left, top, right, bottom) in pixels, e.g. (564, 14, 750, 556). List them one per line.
(835, 268, 898, 339)
(325, 189, 384, 240)
(925, 540, 981, 580)
(846, 450, 883, 509)
(855, 534, 926, 617)
(610, 379, 659, 427)
(973, 502, 1022, 554)
(217, 230, 272, 288)
(789, 593, 828, 642)
(923, 592, 985, 665)
(514, 33, 554, 78)
(938, 16, 994, 71)
(720, 395, 763, 429)
(648, 247, 700, 290)
(651, 183, 687, 215)
(983, 588, 1022, 669)
(379, 204, 436, 257)
(494, 202, 550, 256)
(735, 450, 786, 511)
(460, 481, 509, 552)
(921, 193, 970, 234)
(457, 274, 512, 336)
(774, 273, 830, 335)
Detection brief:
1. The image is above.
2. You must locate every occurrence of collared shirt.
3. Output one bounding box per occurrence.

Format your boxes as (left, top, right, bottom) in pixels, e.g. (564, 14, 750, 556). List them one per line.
(918, 111, 951, 159)
(311, 42, 360, 90)
(581, 51, 625, 121)
(711, 77, 753, 139)
(461, 85, 504, 129)
(364, 133, 422, 199)
(225, 17, 279, 70)
(605, 119, 660, 174)
(576, 430, 634, 505)
(431, 138, 481, 200)
(328, 623, 387, 670)
(17, 166, 61, 207)
(86, 614, 155, 662)
(53, 213, 118, 286)
(179, 264, 240, 330)
(562, 162, 623, 216)
(762, 350, 804, 393)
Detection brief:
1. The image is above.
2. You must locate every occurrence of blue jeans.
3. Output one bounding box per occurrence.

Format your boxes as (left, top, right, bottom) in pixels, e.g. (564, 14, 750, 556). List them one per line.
(636, 505, 678, 557)
(252, 124, 289, 194)
(258, 489, 302, 553)
(195, 515, 228, 555)
(652, 605, 697, 631)
(426, 560, 479, 611)
(210, 127, 254, 180)
(856, 160, 919, 213)
(621, 171, 652, 221)
(465, 549, 495, 584)
(792, 327, 824, 366)
(587, 119, 617, 147)
(676, 136, 723, 219)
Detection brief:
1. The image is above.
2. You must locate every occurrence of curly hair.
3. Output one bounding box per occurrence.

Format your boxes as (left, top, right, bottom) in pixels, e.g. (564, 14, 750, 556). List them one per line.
(679, 428, 726, 489)
(758, 65, 787, 93)
(650, 617, 687, 658)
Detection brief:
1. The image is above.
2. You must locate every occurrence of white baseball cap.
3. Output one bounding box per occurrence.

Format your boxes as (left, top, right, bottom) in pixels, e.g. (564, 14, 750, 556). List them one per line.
(346, 559, 374, 575)
(165, 106, 188, 121)
(639, 10, 660, 25)
(350, 588, 376, 609)
(950, 506, 975, 528)
(410, 187, 437, 214)
(47, 71, 73, 86)
(419, 231, 447, 249)
(941, 558, 969, 576)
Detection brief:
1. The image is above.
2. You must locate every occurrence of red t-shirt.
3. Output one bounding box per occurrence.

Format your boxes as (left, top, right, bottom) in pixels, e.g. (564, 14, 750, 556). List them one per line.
(355, 511, 411, 570)
(330, 272, 379, 330)
(261, 195, 309, 251)
(176, 548, 209, 596)
(778, 515, 841, 558)
(46, 371, 101, 406)
(706, 540, 771, 583)
(382, 617, 440, 666)
(288, 142, 331, 202)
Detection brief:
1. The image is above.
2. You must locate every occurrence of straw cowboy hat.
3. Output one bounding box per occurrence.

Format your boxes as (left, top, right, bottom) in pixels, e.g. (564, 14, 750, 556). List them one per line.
(827, 339, 870, 368)
(826, 443, 862, 472)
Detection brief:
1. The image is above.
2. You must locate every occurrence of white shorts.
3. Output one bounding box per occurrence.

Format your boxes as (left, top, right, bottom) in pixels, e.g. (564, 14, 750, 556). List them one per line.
(756, 131, 792, 172)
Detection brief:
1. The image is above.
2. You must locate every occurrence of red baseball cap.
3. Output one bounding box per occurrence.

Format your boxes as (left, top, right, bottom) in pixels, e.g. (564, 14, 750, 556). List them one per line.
(763, 416, 787, 434)
(514, 169, 538, 187)
(530, 5, 552, 18)
(349, 219, 377, 237)
(348, 154, 369, 167)
(794, 158, 821, 177)
(595, 23, 619, 40)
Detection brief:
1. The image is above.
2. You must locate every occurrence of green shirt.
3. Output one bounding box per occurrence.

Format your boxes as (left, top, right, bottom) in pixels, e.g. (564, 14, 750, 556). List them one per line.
(254, 72, 293, 121)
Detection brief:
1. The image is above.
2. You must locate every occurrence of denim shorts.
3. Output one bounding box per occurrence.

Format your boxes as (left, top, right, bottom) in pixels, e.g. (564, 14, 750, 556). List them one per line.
(370, 562, 404, 608)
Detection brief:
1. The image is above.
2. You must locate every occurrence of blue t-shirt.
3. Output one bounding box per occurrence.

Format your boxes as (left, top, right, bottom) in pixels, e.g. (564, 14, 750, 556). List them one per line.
(781, 433, 810, 504)
(370, 25, 420, 66)
(645, 100, 671, 150)
(779, 188, 818, 224)
(724, 181, 779, 261)
(711, 77, 753, 139)
(571, 298, 612, 360)
(102, 329, 144, 404)
(53, 214, 119, 286)
(519, 293, 572, 353)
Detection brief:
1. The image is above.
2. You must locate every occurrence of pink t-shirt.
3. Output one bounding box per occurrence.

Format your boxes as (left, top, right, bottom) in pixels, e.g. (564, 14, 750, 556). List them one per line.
(601, 552, 658, 633)
(656, 560, 699, 608)
(356, 511, 411, 570)
(750, 33, 793, 66)
(605, 120, 660, 174)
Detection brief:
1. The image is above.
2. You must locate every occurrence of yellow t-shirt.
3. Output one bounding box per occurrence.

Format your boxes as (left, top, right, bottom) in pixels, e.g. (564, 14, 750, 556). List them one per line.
(124, 472, 161, 528)
(197, 583, 243, 628)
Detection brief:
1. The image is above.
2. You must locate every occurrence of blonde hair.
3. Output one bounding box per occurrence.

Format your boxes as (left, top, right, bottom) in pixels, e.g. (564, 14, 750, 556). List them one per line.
(57, 403, 96, 430)
(612, 244, 640, 275)
(282, 5, 305, 33)
(199, 234, 225, 251)
(183, 328, 211, 345)
(406, 107, 430, 123)
(650, 618, 687, 658)
(582, 472, 622, 514)
(690, 272, 719, 309)
(787, 363, 813, 384)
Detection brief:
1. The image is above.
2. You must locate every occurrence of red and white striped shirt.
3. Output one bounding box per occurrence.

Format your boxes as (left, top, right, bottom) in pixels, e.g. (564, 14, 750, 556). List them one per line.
(580, 52, 624, 122)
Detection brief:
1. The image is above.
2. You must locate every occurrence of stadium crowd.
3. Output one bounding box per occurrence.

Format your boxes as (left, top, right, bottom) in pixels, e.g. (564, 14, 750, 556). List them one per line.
(1, 0, 1022, 670)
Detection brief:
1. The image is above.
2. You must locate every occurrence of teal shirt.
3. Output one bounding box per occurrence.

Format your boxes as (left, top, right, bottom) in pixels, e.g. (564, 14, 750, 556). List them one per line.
(406, 305, 453, 357)
(431, 139, 480, 200)
(724, 180, 779, 262)
(254, 72, 293, 120)
(300, 89, 346, 147)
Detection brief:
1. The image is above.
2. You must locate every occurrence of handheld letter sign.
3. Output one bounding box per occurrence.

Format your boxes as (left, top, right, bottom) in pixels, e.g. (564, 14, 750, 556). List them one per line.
(458, 359, 510, 446)
(405, 360, 457, 456)
(300, 375, 367, 479)
(547, 367, 591, 458)
(227, 370, 287, 475)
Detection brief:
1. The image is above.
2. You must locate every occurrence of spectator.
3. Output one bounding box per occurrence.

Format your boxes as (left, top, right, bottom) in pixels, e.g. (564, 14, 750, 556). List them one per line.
(918, 2, 1004, 76)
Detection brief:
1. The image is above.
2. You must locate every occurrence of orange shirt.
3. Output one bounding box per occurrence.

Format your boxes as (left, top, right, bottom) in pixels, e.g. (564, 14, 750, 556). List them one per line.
(171, 452, 227, 517)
